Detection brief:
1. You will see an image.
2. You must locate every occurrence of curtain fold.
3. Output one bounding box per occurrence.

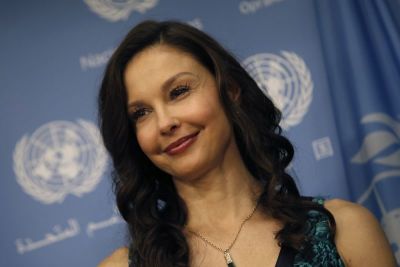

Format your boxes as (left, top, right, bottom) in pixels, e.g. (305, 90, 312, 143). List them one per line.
(314, 0, 400, 264)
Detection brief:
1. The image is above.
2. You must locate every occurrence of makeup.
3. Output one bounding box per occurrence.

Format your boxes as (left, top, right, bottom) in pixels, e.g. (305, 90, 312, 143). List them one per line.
(164, 132, 199, 156)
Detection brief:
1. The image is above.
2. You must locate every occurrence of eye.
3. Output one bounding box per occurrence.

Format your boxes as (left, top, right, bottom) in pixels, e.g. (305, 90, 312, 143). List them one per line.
(170, 84, 190, 100)
(129, 107, 151, 123)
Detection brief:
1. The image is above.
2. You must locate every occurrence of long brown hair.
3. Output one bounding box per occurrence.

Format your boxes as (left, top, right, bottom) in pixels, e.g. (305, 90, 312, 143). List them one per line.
(98, 20, 336, 267)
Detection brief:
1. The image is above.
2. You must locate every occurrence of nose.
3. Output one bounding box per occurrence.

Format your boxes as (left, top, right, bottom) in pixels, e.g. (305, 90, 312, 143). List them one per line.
(157, 109, 180, 135)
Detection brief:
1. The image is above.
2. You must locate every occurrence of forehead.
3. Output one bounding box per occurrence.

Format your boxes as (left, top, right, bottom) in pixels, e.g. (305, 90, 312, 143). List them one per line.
(124, 45, 207, 91)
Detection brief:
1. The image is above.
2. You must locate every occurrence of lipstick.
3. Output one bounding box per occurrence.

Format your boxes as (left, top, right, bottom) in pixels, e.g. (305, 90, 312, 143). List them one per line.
(164, 132, 199, 156)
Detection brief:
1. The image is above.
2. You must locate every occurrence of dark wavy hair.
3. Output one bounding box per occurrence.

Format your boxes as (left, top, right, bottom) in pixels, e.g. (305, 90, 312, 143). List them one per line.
(98, 20, 336, 267)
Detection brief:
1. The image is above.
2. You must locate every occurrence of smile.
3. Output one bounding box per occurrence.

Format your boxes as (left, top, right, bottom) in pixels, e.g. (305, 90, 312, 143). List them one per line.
(164, 132, 199, 156)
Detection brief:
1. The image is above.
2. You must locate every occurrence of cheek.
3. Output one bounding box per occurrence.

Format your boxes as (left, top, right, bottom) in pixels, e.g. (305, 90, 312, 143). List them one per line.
(194, 101, 230, 132)
(189, 106, 215, 125)
(135, 125, 158, 155)
(185, 94, 222, 125)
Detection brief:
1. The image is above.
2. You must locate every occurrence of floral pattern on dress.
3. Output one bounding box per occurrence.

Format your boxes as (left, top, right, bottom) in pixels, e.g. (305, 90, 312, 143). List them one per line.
(294, 198, 345, 267)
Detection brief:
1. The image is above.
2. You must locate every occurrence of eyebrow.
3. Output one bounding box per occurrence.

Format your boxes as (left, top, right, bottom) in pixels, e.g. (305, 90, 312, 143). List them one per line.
(127, 71, 197, 109)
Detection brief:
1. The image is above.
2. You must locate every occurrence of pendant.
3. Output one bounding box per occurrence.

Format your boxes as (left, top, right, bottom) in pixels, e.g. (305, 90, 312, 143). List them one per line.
(224, 251, 235, 267)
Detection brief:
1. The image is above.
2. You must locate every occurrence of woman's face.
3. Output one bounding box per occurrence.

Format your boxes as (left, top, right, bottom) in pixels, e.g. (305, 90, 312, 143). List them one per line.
(124, 45, 236, 180)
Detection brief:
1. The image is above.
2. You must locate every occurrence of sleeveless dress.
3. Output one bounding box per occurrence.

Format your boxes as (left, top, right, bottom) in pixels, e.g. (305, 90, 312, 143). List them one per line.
(275, 197, 345, 267)
(129, 197, 345, 267)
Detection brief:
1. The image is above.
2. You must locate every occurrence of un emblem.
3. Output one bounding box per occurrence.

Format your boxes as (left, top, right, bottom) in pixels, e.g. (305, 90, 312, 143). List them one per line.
(352, 113, 400, 263)
(84, 0, 158, 22)
(13, 119, 107, 204)
(242, 51, 313, 129)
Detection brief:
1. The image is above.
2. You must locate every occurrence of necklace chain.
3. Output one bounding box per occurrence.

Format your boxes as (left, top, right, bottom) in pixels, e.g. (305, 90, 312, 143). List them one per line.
(187, 200, 259, 254)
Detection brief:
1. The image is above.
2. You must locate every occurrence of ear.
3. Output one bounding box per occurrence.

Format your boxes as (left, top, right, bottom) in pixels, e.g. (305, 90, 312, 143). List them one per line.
(227, 86, 241, 103)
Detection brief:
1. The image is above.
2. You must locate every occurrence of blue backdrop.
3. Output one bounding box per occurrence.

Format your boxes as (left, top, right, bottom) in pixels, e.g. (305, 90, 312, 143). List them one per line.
(1, 0, 399, 266)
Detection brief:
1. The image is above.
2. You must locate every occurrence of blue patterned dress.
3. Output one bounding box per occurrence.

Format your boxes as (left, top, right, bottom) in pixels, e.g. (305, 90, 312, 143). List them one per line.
(276, 198, 345, 267)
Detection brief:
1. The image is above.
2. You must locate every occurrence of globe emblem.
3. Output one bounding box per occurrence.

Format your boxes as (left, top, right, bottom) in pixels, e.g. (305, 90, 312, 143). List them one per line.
(84, 0, 158, 22)
(352, 113, 400, 264)
(243, 51, 313, 129)
(14, 120, 107, 204)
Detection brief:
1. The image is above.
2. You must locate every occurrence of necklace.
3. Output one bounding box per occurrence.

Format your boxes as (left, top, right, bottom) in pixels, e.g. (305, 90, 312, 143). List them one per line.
(187, 201, 259, 267)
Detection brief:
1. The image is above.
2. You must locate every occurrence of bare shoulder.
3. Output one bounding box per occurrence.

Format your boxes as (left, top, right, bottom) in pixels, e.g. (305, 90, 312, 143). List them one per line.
(324, 199, 396, 267)
(98, 247, 129, 267)
(324, 198, 374, 222)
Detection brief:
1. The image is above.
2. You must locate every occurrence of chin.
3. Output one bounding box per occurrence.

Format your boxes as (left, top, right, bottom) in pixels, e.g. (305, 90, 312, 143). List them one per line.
(169, 164, 204, 182)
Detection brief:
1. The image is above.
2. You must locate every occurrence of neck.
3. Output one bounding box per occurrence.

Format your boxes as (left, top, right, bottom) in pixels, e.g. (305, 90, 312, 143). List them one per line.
(172, 143, 262, 231)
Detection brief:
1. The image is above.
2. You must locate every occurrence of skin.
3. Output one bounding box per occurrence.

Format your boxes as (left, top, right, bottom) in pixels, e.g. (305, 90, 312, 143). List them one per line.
(98, 45, 396, 267)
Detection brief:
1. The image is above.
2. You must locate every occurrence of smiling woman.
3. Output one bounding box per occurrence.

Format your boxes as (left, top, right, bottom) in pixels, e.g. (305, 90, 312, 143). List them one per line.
(124, 45, 234, 180)
(97, 21, 396, 267)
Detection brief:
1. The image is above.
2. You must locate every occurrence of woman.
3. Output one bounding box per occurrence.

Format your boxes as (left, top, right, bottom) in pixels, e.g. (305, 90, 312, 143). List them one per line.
(98, 20, 395, 267)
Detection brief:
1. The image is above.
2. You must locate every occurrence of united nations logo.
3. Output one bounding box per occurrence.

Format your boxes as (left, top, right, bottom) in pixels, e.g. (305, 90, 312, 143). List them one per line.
(13, 119, 107, 204)
(84, 0, 158, 22)
(242, 51, 313, 129)
(352, 113, 400, 263)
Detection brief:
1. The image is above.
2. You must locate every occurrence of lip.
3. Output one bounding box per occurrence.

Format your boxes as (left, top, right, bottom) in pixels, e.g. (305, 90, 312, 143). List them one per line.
(163, 132, 199, 155)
